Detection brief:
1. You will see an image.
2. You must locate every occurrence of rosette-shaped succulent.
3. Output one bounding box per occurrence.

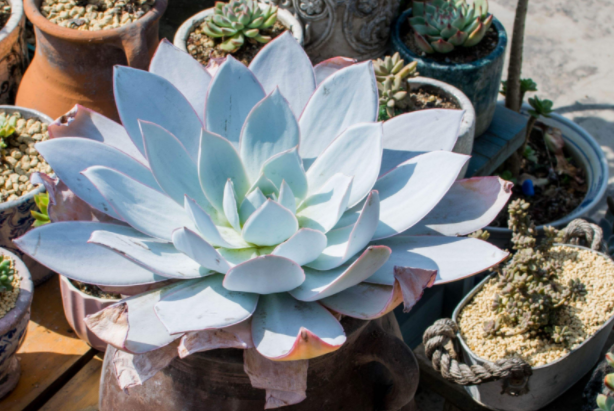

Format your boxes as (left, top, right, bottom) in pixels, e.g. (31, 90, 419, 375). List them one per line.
(15, 34, 511, 407)
(203, 0, 278, 52)
(410, 0, 493, 54)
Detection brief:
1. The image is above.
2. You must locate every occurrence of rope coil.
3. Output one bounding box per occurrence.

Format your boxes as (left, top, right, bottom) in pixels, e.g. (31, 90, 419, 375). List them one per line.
(422, 319, 532, 386)
(559, 219, 606, 253)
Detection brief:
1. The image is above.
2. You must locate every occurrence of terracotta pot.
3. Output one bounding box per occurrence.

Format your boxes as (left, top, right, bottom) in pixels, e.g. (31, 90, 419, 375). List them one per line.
(100, 313, 419, 410)
(59, 275, 118, 352)
(0, 0, 28, 104)
(0, 106, 54, 287)
(15, 0, 167, 122)
(0, 248, 33, 399)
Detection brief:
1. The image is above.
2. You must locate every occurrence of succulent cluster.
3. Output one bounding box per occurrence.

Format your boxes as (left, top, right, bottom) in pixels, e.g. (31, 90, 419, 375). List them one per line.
(483, 199, 586, 342)
(373, 53, 418, 120)
(203, 0, 278, 52)
(597, 353, 614, 411)
(0, 112, 16, 149)
(0, 258, 14, 293)
(409, 0, 493, 54)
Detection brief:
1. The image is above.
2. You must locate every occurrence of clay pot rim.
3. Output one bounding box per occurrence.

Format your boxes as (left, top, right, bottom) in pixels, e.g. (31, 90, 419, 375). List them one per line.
(0, 105, 54, 212)
(24, 0, 168, 43)
(0, 0, 25, 44)
(0, 248, 33, 336)
(60, 274, 119, 304)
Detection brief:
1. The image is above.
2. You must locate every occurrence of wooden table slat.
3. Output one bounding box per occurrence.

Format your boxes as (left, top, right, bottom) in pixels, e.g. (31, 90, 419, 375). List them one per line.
(0, 276, 94, 411)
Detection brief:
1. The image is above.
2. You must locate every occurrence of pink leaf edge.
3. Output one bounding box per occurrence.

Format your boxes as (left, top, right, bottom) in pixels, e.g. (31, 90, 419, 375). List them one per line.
(394, 266, 437, 313)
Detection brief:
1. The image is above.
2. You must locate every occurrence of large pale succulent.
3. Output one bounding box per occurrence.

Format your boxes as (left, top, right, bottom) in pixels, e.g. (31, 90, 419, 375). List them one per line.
(410, 0, 493, 54)
(16, 34, 511, 405)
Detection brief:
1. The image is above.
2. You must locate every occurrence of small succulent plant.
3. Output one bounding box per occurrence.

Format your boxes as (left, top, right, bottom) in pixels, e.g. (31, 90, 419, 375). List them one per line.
(0, 258, 14, 293)
(500, 78, 537, 103)
(202, 0, 278, 52)
(409, 0, 493, 54)
(0, 112, 17, 149)
(31, 192, 50, 227)
(596, 353, 614, 411)
(373, 53, 418, 120)
(484, 199, 586, 341)
(16, 34, 511, 407)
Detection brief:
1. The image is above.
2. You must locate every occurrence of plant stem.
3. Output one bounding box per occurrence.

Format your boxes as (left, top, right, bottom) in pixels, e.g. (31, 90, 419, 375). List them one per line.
(505, 0, 529, 112)
(519, 116, 537, 158)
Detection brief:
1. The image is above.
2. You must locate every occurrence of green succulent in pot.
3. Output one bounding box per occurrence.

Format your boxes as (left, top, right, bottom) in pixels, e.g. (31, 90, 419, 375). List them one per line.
(409, 0, 493, 54)
(0, 258, 14, 293)
(15, 33, 512, 408)
(373, 53, 419, 120)
(203, 0, 278, 52)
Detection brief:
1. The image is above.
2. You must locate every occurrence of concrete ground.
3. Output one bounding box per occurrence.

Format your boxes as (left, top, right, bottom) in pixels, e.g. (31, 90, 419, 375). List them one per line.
(415, 1, 614, 408)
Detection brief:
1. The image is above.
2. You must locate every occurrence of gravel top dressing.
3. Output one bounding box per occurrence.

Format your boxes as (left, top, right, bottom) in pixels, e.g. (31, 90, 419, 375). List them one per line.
(40, 0, 154, 30)
(459, 245, 614, 367)
(0, 111, 52, 203)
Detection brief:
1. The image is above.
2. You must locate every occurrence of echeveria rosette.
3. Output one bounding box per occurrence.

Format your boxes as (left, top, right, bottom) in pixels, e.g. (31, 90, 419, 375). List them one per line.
(410, 0, 493, 54)
(15, 33, 512, 404)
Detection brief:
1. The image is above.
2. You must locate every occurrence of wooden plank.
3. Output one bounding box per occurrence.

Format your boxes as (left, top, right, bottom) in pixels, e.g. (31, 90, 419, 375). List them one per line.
(40, 354, 102, 411)
(467, 105, 528, 178)
(0, 275, 95, 411)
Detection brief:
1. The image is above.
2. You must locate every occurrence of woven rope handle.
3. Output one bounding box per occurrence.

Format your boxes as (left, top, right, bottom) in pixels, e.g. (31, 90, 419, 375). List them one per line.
(422, 319, 532, 386)
(560, 218, 605, 252)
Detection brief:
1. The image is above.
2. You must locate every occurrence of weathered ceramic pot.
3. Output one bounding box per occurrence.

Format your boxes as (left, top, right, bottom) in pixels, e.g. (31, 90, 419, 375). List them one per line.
(0, 0, 28, 104)
(406, 77, 475, 178)
(391, 9, 507, 136)
(16, 0, 167, 122)
(0, 106, 54, 286)
(173, 6, 303, 54)
(59, 275, 117, 352)
(263, 0, 398, 63)
(486, 110, 608, 249)
(0, 248, 33, 400)
(453, 246, 614, 411)
(100, 313, 419, 410)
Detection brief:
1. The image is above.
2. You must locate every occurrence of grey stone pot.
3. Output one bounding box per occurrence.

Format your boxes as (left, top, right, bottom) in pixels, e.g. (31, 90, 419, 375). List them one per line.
(0, 106, 53, 286)
(453, 245, 614, 411)
(390, 9, 507, 137)
(0, 247, 33, 400)
(263, 0, 399, 63)
(0, 0, 28, 104)
(485, 109, 609, 249)
(406, 76, 475, 178)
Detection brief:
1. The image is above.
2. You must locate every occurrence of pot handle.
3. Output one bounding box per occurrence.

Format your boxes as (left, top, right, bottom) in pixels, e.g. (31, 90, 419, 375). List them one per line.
(423, 319, 532, 395)
(353, 325, 419, 411)
(117, 23, 150, 69)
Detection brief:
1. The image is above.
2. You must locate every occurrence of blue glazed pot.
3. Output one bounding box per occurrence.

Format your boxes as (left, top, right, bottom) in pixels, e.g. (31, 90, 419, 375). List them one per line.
(390, 9, 507, 136)
(0, 106, 53, 286)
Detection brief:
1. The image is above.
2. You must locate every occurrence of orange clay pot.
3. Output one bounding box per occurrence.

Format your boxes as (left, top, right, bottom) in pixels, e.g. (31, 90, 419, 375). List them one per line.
(16, 0, 167, 122)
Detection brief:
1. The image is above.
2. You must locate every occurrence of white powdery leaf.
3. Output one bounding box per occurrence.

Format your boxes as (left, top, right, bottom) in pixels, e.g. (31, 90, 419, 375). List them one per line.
(113, 342, 180, 390)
